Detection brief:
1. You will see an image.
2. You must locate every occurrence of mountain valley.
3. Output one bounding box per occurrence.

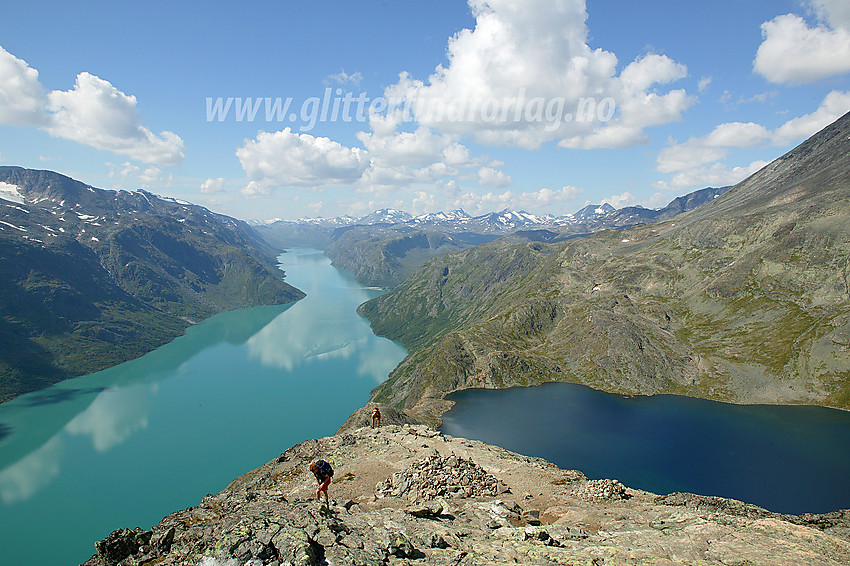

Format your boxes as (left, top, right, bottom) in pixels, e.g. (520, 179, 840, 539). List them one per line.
(0, 167, 304, 402)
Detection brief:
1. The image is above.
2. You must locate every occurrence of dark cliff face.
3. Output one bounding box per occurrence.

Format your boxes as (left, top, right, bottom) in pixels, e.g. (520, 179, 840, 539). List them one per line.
(0, 167, 304, 402)
(359, 112, 850, 419)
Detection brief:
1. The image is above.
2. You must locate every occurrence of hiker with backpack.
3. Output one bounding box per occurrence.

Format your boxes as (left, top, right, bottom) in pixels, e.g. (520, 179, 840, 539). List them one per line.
(371, 406, 381, 427)
(310, 459, 334, 508)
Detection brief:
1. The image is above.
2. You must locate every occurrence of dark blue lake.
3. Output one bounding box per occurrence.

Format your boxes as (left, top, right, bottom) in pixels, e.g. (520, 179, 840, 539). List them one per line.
(440, 382, 850, 515)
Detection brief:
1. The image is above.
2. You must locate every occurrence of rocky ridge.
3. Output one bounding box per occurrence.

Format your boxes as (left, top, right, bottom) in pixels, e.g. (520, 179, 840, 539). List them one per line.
(83, 425, 850, 566)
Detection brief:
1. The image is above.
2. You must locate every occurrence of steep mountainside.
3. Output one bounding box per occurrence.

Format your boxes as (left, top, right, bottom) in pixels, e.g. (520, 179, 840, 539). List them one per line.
(0, 167, 304, 402)
(326, 228, 499, 288)
(359, 112, 850, 423)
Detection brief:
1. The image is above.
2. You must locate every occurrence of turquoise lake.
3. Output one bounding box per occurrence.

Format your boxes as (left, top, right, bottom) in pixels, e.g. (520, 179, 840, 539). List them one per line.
(3, 248, 850, 565)
(0, 249, 407, 566)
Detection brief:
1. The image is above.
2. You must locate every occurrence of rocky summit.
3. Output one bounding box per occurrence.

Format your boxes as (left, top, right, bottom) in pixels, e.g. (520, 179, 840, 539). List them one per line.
(83, 425, 850, 566)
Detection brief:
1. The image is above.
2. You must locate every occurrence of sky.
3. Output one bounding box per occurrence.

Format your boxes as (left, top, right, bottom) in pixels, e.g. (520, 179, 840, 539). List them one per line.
(1, 0, 849, 221)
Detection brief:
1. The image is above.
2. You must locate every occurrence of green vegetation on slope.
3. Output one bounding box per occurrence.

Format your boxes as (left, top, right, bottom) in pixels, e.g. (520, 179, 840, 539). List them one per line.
(359, 113, 850, 420)
(0, 167, 304, 402)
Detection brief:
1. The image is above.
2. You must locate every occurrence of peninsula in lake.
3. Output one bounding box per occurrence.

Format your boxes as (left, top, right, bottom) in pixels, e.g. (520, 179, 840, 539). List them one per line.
(353, 111, 850, 426)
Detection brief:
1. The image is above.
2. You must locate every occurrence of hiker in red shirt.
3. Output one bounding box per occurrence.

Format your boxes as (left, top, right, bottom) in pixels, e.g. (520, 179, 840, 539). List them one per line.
(310, 460, 333, 508)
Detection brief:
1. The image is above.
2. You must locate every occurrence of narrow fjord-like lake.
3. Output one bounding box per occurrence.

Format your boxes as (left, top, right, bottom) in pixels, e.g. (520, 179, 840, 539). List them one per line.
(0, 249, 407, 566)
(441, 383, 850, 515)
(2, 249, 850, 566)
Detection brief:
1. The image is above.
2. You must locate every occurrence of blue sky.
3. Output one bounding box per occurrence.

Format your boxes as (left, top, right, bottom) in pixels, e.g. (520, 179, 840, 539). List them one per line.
(1, 0, 849, 220)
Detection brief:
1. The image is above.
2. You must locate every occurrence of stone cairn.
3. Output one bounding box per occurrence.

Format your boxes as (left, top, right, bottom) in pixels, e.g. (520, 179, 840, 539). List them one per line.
(571, 478, 627, 501)
(376, 454, 503, 502)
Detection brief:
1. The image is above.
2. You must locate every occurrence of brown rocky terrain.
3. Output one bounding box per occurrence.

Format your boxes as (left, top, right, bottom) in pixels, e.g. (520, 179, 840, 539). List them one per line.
(83, 425, 850, 566)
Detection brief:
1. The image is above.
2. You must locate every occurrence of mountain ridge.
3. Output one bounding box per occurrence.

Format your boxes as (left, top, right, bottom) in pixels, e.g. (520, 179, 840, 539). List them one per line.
(0, 166, 304, 402)
(255, 187, 730, 235)
(81, 425, 850, 566)
(256, 186, 730, 289)
(356, 111, 850, 424)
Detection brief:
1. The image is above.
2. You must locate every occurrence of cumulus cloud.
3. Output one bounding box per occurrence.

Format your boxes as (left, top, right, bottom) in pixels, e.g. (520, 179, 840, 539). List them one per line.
(237, 128, 369, 195)
(812, 0, 850, 28)
(412, 190, 438, 214)
(656, 90, 850, 190)
(0, 45, 185, 165)
(350, 112, 485, 192)
(356, 126, 452, 168)
(655, 160, 770, 192)
(107, 161, 173, 189)
(772, 90, 850, 144)
(601, 191, 638, 208)
(452, 184, 583, 214)
(0, 45, 47, 126)
(200, 177, 226, 193)
(754, 1, 850, 84)
(46, 73, 184, 165)
(138, 166, 173, 188)
(377, 0, 691, 150)
(477, 166, 512, 188)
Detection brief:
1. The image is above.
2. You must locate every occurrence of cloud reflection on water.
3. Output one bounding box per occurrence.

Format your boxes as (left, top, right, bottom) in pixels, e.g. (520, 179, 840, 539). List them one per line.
(0, 251, 406, 504)
(0, 383, 156, 503)
(0, 435, 63, 504)
(65, 384, 155, 452)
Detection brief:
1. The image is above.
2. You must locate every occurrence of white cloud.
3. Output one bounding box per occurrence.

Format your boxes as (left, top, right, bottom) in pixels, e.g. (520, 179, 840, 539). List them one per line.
(237, 128, 369, 195)
(378, 0, 691, 150)
(0, 46, 47, 126)
(601, 192, 638, 208)
(812, 0, 850, 29)
(356, 126, 451, 168)
(325, 69, 363, 86)
(352, 116, 484, 192)
(412, 190, 438, 214)
(698, 76, 712, 93)
(772, 90, 850, 144)
(477, 166, 512, 188)
(452, 184, 583, 214)
(655, 160, 770, 192)
(358, 164, 415, 191)
(441, 143, 477, 167)
(656, 90, 850, 191)
(0, 45, 184, 165)
(106, 161, 172, 189)
(657, 142, 727, 174)
(703, 122, 772, 147)
(200, 177, 226, 193)
(138, 166, 172, 188)
(45, 72, 184, 166)
(754, 6, 850, 84)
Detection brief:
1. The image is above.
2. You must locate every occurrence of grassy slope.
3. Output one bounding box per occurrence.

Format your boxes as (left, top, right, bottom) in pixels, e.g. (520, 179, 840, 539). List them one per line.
(360, 113, 850, 421)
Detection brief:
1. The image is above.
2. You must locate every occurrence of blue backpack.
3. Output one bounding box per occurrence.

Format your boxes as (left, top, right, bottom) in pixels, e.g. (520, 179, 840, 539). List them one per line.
(316, 460, 334, 478)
